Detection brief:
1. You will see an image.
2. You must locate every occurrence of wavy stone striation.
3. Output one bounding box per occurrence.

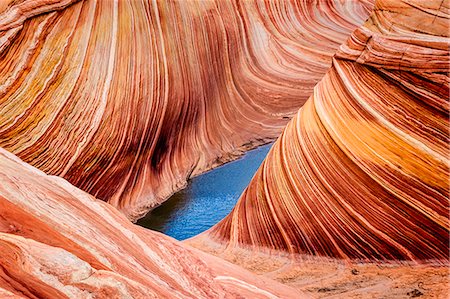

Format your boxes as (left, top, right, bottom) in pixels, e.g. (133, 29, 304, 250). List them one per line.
(0, 147, 303, 298)
(0, 0, 373, 220)
(195, 0, 450, 262)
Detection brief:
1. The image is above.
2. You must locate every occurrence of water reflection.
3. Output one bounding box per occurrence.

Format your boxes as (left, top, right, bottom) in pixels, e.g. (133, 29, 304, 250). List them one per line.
(137, 143, 272, 240)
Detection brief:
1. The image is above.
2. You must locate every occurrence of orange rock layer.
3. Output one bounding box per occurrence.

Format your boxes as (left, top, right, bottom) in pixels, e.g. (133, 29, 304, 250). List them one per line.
(197, 0, 450, 262)
(0, 147, 303, 298)
(0, 0, 373, 220)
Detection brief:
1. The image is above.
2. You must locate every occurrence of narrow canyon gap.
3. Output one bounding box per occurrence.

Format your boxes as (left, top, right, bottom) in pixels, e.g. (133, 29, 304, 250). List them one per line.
(137, 144, 272, 240)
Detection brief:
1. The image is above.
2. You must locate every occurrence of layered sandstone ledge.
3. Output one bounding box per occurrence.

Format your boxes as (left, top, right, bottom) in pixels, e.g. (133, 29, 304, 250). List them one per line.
(190, 0, 449, 295)
(0, 147, 304, 298)
(0, 0, 373, 220)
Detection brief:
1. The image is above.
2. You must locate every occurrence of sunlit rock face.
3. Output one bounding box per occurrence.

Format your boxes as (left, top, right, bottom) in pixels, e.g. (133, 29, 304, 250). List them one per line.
(0, 0, 373, 220)
(195, 0, 449, 262)
(0, 147, 302, 298)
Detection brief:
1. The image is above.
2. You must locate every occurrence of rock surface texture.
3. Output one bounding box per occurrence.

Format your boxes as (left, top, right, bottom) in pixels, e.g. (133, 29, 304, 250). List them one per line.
(193, 0, 450, 263)
(0, 0, 373, 220)
(0, 147, 303, 298)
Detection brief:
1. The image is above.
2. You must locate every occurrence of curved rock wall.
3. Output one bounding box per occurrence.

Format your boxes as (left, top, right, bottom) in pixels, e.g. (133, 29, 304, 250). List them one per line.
(196, 0, 449, 262)
(0, 0, 373, 220)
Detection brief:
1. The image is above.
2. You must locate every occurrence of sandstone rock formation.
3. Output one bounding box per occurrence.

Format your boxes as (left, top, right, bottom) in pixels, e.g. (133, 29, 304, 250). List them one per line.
(0, 0, 373, 220)
(0, 147, 303, 298)
(193, 0, 449, 263)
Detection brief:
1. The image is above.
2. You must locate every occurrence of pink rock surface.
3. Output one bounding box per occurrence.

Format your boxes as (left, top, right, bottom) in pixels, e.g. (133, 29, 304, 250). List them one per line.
(0, 147, 303, 298)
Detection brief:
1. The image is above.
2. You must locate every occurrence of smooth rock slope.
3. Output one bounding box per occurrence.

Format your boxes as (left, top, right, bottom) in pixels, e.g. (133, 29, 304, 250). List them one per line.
(0, 147, 302, 298)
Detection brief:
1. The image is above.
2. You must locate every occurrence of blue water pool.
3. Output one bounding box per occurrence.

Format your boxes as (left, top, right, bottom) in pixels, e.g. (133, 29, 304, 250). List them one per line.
(137, 143, 272, 240)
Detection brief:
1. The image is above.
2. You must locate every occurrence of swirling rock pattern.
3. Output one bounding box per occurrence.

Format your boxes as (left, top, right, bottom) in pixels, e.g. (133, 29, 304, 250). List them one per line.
(194, 0, 450, 262)
(0, 147, 303, 298)
(0, 0, 372, 220)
